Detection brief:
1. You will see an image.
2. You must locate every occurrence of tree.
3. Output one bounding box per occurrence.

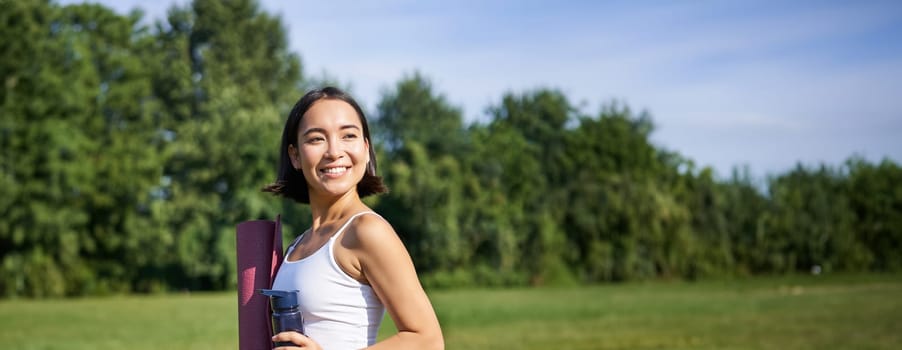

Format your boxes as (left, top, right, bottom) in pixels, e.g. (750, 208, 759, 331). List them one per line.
(149, 0, 303, 290)
(560, 104, 693, 281)
(1, 1, 165, 296)
(374, 71, 466, 155)
(481, 89, 576, 285)
(374, 74, 472, 282)
(763, 164, 869, 273)
(721, 166, 769, 275)
(846, 157, 902, 271)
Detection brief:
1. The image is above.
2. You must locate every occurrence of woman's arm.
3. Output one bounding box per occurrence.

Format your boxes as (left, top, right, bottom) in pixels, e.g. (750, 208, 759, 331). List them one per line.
(350, 215, 444, 350)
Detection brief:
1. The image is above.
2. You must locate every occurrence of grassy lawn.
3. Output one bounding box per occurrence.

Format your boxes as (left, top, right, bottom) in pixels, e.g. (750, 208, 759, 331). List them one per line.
(1, 273, 899, 349)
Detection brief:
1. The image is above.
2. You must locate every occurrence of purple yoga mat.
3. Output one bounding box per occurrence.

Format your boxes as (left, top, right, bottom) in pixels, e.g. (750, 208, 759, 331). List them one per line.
(236, 216, 283, 350)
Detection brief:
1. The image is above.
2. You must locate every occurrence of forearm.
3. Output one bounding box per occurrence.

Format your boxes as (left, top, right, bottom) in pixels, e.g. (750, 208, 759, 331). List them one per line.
(364, 329, 444, 350)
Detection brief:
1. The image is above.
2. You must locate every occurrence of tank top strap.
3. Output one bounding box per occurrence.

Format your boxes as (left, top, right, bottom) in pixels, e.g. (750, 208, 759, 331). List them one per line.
(285, 229, 306, 255)
(286, 212, 381, 256)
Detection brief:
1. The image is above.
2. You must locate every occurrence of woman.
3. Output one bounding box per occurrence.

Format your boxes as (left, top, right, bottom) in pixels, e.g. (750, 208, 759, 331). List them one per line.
(263, 87, 443, 350)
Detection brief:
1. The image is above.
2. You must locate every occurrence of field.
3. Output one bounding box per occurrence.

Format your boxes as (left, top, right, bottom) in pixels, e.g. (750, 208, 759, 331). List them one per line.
(1, 274, 900, 349)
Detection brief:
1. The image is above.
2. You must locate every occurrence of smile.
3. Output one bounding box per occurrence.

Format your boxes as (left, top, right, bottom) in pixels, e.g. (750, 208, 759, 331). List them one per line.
(321, 166, 349, 175)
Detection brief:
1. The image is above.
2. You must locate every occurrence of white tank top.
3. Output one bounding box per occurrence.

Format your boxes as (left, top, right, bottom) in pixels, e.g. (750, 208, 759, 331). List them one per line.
(271, 212, 386, 350)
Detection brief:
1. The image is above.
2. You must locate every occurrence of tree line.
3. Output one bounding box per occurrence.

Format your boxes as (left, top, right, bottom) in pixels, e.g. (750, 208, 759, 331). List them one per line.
(2, 0, 900, 298)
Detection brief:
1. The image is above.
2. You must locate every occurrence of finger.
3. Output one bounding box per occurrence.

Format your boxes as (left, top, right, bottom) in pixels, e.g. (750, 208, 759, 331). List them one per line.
(273, 346, 302, 350)
(272, 331, 312, 348)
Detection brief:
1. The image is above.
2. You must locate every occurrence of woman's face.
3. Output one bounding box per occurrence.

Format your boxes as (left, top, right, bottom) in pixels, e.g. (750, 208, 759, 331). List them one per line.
(289, 99, 370, 201)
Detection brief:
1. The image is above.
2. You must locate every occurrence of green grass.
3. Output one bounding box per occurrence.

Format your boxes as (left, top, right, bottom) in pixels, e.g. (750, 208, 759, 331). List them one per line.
(1, 274, 900, 349)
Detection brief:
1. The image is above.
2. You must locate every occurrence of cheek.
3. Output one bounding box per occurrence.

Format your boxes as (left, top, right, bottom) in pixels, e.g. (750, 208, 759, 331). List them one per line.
(351, 142, 367, 155)
(353, 143, 370, 165)
(297, 148, 320, 168)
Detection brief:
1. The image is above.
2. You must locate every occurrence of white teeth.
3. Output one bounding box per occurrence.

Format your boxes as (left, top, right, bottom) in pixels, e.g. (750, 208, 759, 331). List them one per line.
(323, 167, 347, 174)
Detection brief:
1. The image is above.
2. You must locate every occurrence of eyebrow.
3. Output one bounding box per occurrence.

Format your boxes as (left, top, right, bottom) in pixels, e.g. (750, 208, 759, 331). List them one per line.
(302, 124, 361, 136)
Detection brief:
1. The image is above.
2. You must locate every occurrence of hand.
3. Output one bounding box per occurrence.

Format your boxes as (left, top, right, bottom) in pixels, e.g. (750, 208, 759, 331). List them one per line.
(272, 331, 322, 350)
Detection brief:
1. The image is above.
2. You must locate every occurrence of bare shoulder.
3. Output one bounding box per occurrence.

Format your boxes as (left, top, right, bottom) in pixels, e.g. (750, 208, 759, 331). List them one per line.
(345, 213, 401, 249)
(343, 213, 418, 287)
(333, 213, 405, 283)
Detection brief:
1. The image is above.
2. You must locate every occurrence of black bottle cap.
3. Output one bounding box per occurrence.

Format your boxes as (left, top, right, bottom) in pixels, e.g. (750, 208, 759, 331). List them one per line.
(258, 289, 300, 310)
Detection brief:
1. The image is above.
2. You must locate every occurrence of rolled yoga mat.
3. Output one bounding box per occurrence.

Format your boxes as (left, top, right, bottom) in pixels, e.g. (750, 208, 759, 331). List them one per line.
(236, 216, 283, 350)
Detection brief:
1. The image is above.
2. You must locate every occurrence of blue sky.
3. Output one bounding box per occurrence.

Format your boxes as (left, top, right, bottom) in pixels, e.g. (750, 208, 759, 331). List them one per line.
(65, 0, 902, 178)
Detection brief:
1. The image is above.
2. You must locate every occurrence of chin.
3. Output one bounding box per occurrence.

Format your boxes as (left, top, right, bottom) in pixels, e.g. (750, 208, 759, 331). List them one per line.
(320, 181, 361, 197)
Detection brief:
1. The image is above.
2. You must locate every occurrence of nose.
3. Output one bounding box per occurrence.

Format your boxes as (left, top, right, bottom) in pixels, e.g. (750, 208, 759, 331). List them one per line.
(324, 137, 343, 159)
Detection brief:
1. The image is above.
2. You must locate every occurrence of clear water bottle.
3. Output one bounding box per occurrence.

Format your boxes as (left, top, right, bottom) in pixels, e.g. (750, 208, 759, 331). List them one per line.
(259, 289, 304, 347)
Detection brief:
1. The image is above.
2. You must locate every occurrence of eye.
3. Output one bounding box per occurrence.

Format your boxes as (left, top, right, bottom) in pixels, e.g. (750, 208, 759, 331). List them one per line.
(305, 136, 325, 144)
(343, 133, 359, 140)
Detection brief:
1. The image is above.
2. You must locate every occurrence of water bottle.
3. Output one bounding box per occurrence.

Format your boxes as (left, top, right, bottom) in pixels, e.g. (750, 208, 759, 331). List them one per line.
(259, 289, 304, 347)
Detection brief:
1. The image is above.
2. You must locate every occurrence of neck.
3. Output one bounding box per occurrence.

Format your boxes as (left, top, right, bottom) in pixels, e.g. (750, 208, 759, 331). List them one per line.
(308, 189, 365, 231)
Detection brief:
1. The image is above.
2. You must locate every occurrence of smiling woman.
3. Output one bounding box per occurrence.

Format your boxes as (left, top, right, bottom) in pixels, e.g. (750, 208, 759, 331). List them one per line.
(264, 87, 386, 204)
(261, 87, 443, 350)
(291, 99, 372, 199)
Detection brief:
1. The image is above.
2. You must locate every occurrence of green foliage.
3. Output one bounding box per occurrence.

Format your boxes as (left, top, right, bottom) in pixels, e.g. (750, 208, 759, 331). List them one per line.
(373, 74, 472, 275)
(373, 79, 902, 287)
(147, 0, 302, 291)
(1, 0, 302, 297)
(1, 0, 165, 296)
(763, 165, 869, 273)
(2, 0, 901, 298)
(846, 158, 902, 271)
(374, 72, 466, 155)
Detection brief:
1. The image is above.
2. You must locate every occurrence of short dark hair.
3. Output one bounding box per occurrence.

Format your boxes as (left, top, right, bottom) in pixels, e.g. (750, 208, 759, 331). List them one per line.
(262, 87, 387, 203)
